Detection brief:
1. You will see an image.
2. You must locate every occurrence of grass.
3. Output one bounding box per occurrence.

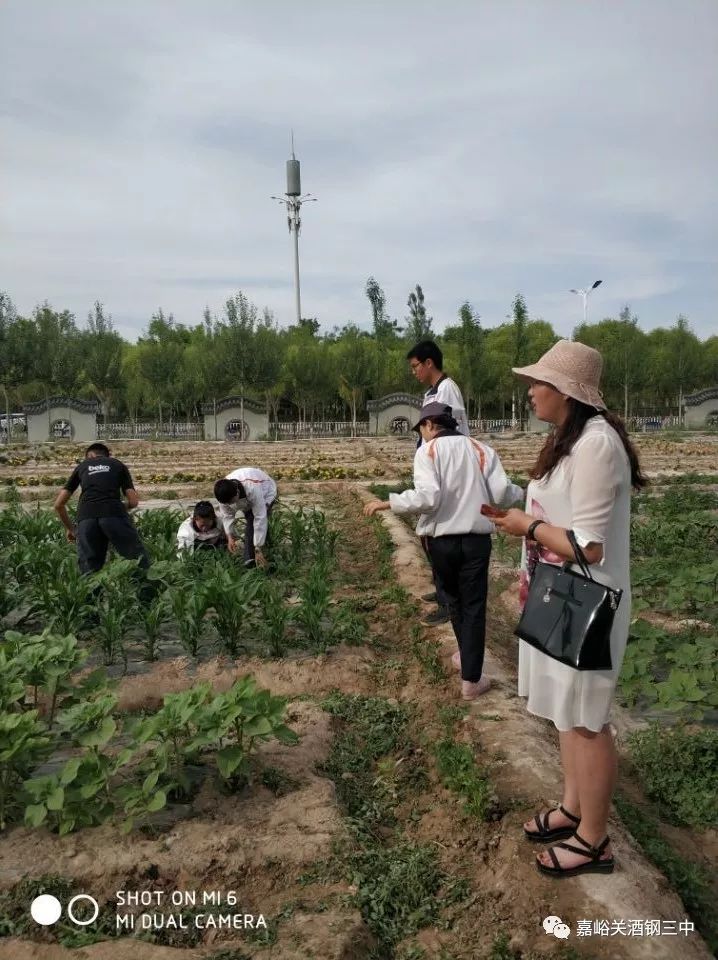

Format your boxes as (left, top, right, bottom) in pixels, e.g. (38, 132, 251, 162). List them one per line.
(260, 765, 301, 796)
(627, 724, 718, 828)
(409, 623, 447, 684)
(615, 793, 718, 954)
(0, 875, 119, 947)
(318, 691, 469, 956)
(434, 738, 494, 821)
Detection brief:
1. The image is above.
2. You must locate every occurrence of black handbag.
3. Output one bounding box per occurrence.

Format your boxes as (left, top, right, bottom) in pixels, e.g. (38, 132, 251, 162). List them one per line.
(514, 530, 622, 671)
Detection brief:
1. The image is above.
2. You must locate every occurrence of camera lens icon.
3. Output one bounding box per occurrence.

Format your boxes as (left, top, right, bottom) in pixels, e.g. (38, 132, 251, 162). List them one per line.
(31, 894, 99, 927)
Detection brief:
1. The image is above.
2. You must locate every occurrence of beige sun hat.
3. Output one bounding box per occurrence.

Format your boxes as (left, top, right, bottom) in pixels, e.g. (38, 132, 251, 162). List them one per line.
(512, 339, 606, 410)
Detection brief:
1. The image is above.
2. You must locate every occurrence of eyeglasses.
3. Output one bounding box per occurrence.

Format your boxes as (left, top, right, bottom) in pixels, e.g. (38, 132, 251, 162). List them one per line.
(409, 361, 424, 371)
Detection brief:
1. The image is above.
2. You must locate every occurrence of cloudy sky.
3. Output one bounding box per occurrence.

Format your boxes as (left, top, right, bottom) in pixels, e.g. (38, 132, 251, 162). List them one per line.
(1, 1, 716, 340)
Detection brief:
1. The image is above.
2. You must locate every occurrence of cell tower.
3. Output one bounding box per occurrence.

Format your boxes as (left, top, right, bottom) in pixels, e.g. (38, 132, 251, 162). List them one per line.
(271, 133, 316, 325)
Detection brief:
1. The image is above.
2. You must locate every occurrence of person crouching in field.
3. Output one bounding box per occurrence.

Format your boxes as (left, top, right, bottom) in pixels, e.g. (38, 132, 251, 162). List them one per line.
(176, 500, 227, 555)
(213, 467, 277, 569)
(363, 402, 523, 700)
(54, 442, 150, 574)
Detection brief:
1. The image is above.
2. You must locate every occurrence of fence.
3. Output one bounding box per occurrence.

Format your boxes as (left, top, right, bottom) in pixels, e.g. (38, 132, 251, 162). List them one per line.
(626, 415, 682, 432)
(272, 420, 372, 440)
(468, 418, 515, 434)
(97, 421, 204, 441)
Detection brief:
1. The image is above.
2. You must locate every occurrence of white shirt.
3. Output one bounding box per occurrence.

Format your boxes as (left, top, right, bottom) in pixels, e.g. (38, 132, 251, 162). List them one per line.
(389, 431, 523, 537)
(176, 516, 225, 553)
(424, 376, 469, 436)
(217, 467, 277, 547)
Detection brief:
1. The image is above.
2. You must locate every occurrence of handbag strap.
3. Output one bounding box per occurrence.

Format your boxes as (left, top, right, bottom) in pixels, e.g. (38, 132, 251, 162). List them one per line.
(566, 529, 594, 581)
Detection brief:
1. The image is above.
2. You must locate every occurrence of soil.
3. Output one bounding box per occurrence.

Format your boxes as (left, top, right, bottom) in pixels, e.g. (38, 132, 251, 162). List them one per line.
(1, 449, 716, 959)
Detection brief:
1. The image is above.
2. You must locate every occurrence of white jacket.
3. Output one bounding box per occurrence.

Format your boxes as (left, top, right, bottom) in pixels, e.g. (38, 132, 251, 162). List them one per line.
(389, 431, 523, 537)
(424, 376, 469, 437)
(217, 467, 277, 548)
(176, 516, 226, 553)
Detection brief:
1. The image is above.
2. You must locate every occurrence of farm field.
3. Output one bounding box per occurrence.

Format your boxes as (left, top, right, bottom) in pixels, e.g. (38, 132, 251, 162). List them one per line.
(1, 432, 717, 502)
(0, 433, 717, 960)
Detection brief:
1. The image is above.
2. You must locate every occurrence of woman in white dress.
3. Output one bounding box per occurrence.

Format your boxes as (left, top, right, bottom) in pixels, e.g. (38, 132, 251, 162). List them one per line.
(494, 340, 647, 878)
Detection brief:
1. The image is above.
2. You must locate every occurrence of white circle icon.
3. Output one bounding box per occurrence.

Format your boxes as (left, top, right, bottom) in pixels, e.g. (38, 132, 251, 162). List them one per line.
(542, 915, 562, 934)
(30, 895, 62, 926)
(67, 894, 100, 926)
(554, 922, 571, 939)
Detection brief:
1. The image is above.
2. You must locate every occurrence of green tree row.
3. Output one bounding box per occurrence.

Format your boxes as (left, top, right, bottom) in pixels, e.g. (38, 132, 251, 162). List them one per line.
(1, 284, 716, 425)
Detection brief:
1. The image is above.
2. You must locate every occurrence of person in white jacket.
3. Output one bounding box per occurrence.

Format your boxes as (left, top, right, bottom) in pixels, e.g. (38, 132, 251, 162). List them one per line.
(406, 339, 470, 627)
(213, 467, 277, 568)
(176, 501, 227, 555)
(364, 402, 523, 700)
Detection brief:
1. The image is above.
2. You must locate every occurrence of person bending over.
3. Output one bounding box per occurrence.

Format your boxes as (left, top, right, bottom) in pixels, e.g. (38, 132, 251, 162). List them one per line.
(213, 466, 277, 569)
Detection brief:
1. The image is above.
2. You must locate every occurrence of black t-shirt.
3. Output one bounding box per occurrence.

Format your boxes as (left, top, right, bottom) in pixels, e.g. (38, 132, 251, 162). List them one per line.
(64, 456, 134, 522)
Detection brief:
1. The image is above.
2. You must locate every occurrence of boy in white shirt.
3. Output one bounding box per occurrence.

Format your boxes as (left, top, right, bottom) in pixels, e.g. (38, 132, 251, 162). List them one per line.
(364, 402, 522, 700)
(176, 501, 227, 555)
(213, 467, 278, 568)
(407, 339, 470, 625)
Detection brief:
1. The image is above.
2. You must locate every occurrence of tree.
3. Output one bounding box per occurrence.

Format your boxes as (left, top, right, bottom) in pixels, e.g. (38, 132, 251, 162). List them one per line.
(511, 294, 529, 426)
(84, 301, 124, 417)
(574, 307, 645, 417)
(405, 285, 433, 343)
(333, 326, 374, 433)
(446, 302, 484, 420)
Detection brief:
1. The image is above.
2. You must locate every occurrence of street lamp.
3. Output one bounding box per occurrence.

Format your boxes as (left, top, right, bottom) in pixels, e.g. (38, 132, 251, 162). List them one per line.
(569, 280, 603, 327)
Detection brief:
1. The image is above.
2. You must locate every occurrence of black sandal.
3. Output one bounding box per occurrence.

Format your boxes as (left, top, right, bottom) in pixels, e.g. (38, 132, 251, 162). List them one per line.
(536, 831, 615, 878)
(523, 804, 580, 843)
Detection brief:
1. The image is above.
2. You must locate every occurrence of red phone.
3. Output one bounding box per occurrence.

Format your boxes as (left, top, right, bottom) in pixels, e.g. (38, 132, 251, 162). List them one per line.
(481, 504, 507, 519)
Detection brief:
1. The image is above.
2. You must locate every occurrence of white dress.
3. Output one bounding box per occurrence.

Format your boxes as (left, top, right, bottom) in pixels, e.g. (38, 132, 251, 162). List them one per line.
(517, 416, 632, 732)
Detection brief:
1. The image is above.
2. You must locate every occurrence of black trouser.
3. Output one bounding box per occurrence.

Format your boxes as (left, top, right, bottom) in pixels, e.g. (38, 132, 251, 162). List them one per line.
(427, 533, 491, 682)
(420, 535, 449, 608)
(242, 500, 275, 567)
(76, 515, 150, 575)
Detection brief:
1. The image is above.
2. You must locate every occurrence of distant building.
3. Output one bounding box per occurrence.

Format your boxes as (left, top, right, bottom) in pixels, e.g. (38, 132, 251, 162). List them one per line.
(683, 387, 718, 428)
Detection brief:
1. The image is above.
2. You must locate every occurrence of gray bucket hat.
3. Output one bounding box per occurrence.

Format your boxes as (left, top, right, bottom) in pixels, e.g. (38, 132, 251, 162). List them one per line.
(412, 401, 453, 432)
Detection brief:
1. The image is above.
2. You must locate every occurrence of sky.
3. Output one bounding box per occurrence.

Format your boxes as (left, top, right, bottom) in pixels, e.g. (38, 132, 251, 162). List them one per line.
(1, 0, 717, 341)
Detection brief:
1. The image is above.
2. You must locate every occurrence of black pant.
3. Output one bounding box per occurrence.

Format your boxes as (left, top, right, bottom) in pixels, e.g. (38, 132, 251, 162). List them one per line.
(427, 533, 491, 682)
(420, 535, 449, 608)
(242, 500, 275, 567)
(76, 515, 150, 575)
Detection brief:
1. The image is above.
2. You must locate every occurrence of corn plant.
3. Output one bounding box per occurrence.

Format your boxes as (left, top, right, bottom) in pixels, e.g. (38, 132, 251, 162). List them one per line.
(88, 559, 143, 665)
(258, 581, 290, 657)
(140, 593, 166, 662)
(30, 556, 94, 635)
(295, 559, 333, 650)
(207, 568, 263, 656)
(164, 584, 211, 658)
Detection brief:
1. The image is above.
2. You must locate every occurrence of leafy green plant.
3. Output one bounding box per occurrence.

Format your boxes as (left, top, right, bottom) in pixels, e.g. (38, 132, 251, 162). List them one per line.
(4, 630, 88, 727)
(31, 556, 94, 635)
(627, 724, 718, 828)
(139, 592, 166, 662)
(23, 693, 123, 835)
(0, 709, 52, 829)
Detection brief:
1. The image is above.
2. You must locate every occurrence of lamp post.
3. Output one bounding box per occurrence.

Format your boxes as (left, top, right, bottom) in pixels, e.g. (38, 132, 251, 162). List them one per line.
(569, 280, 602, 328)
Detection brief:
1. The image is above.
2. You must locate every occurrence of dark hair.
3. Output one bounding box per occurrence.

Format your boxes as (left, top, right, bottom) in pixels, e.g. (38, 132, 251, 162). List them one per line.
(423, 413, 458, 432)
(86, 442, 110, 457)
(406, 339, 443, 370)
(530, 401, 648, 490)
(214, 478, 244, 503)
(193, 500, 217, 522)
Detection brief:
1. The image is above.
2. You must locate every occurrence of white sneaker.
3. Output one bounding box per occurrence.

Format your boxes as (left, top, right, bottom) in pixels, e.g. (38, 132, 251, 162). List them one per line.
(461, 677, 491, 700)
